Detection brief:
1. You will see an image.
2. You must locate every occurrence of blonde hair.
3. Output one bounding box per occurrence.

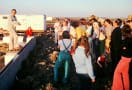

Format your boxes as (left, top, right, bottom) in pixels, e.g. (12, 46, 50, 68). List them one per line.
(93, 22, 100, 30)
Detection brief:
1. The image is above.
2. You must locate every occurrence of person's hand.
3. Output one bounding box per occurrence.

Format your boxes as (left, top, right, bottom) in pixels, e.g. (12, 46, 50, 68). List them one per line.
(91, 79, 95, 83)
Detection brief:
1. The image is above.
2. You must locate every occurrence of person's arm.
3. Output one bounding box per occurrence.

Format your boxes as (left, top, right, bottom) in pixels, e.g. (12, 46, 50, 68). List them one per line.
(97, 59, 103, 68)
(85, 55, 95, 82)
(8, 15, 20, 26)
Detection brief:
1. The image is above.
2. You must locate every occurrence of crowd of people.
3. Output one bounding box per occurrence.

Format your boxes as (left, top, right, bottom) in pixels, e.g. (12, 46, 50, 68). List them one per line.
(53, 17, 132, 90)
(7, 8, 132, 90)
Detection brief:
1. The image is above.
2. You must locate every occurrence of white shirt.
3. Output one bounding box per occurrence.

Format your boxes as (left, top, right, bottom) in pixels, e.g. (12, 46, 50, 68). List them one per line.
(72, 46, 95, 80)
(8, 15, 20, 33)
(104, 25, 113, 38)
(54, 22, 61, 32)
(58, 39, 73, 51)
(62, 26, 70, 32)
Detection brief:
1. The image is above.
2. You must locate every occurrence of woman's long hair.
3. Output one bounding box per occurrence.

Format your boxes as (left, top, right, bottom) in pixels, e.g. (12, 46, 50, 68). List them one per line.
(121, 24, 132, 39)
(77, 36, 89, 57)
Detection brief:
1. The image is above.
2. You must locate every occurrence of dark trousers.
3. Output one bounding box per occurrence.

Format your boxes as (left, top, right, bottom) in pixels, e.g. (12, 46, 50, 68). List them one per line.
(99, 40, 105, 55)
(76, 73, 92, 90)
(111, 49, 121, 75)
(93, 38, 100, 61)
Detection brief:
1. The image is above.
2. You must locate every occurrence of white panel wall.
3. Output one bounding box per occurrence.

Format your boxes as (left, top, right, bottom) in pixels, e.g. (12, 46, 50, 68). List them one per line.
(0, 15, 46, 31)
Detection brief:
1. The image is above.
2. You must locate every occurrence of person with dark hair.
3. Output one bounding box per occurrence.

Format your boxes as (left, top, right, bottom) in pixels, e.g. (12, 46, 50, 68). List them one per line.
(64, 18, 71, 30)
(92, 22, 100, 61)
(62, 20, 69, 32)
(79, 18, 87, 30)
(89, 18, 97, 24)
(72, 36, 95, 90)
(126, 20, 132, 30)
(112, 25, 132, 90)
(104, 19, 113, 53)
(116, 18, 123, 28)
(110, 19, 122, 74)
(8, 9, 21, 51)
(70, 21, 77, 40)
(71, 21, 86, 40)
(98, 21, 106, 56)
(86, 21, 94, 59)
(53, 31, 73, 84)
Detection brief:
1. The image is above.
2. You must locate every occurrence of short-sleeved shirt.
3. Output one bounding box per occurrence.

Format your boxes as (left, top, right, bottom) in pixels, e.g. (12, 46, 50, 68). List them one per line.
(76, 27, 86, 40)
(58, 39, 73, 51)
(105, 25, 113, 38)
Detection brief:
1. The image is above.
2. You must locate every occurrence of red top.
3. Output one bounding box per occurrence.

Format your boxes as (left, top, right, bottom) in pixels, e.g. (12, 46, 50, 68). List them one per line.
(26, 28, 32, 36)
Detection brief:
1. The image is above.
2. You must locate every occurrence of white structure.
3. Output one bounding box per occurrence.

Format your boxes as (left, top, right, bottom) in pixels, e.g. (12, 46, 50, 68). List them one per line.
(46, 16, 53, 21)
(0, 15, 8, 30)
(0, 15, 46, 32)
(2, 36, 34, 66)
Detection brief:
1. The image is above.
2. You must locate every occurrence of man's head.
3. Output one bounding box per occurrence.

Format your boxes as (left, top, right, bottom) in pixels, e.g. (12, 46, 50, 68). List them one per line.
(104, 19, 112, 27)
(113, 18, 122, 28)
(11, 9, 17, 16)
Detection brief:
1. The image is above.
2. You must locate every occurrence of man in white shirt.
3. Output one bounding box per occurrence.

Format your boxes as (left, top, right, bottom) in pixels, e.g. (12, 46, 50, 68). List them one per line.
(104, 19, 113, 53)
(54, 18, 61, 43)
(8, 9, 21, 51)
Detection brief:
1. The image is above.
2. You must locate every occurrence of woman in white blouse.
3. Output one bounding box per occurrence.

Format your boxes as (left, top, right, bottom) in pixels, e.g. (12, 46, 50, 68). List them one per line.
(72, 36, 95, 90)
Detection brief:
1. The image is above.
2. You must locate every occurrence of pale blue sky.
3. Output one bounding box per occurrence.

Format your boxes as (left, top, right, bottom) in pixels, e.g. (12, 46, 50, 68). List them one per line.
(0, 0, 132, 17)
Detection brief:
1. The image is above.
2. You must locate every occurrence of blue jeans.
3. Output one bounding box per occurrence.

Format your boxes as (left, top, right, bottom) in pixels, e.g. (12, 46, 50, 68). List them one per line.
(54, 51, 71, 84)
